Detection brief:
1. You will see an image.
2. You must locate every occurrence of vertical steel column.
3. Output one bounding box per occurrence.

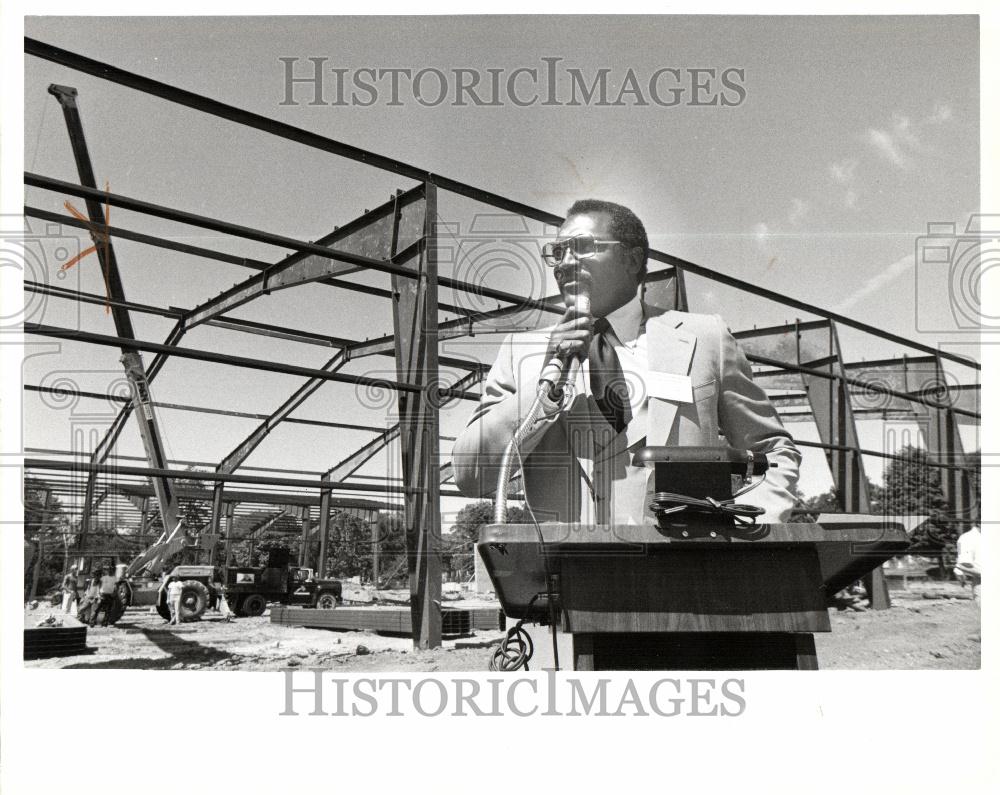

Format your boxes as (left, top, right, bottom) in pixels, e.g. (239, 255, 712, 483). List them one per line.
(223, 502, 235, 568)
(925, 353, 971, 527)
(800, 322, 872, 512)
(798, 321, 885, 607)
(210, 485, 225, 536)
(27, 488, 53, 600)
(675, 266, 690, 312)
(316, 488, 331, 578)
(372, 519, 380, 588)
(391, 182, 442, 649)
(298, 507, 312, 568)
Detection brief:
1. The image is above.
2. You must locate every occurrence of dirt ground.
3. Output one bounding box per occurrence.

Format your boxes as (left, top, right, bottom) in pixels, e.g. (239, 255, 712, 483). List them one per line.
(25, 580, 980, 671)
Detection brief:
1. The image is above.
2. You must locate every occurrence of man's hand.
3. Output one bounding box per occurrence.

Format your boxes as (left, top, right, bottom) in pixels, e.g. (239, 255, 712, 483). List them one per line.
(545, 309, 594, 361)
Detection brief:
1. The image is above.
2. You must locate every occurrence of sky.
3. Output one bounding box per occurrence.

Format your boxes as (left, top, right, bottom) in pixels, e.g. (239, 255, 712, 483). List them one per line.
(19, 15, 982, 519)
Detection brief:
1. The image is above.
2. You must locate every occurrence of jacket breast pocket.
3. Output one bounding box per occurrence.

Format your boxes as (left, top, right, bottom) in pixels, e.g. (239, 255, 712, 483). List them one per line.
(693, 379, 718, 403)
(689, 378, 720, 440)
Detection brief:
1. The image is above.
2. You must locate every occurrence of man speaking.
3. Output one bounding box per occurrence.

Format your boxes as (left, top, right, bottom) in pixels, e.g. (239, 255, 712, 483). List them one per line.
(451, 199, 800, 525)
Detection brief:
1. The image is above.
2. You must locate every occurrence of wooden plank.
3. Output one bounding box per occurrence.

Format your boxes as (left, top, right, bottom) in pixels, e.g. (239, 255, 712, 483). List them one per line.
(466, 607, 503, 631)
(24, 626, 88, 659)
(270, 606, 473, 636)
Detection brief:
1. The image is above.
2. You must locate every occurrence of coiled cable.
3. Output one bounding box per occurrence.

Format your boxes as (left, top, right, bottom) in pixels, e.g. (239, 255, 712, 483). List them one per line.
(649, 492, 765, 527)
(489, 620, 535, 671)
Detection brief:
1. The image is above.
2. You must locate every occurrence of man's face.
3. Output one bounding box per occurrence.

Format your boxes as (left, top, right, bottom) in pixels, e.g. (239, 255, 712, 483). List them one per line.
(552, 211, 642, 317)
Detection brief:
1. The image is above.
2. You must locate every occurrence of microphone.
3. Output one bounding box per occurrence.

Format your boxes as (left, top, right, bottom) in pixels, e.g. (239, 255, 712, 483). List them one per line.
(538, 266, 592, 400)
(567, 266, 592, 319)
(495, 267, 590, 526)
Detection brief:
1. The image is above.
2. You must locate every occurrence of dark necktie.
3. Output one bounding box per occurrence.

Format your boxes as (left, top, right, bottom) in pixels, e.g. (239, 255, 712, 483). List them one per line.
(589, 318, 632, 434)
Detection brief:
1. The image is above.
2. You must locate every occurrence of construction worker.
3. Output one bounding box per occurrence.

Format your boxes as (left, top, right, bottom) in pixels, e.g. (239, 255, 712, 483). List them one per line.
(210, 571, 236, 622)
(60, 566, 79, 614)
(90, 566, 119, 627)
(166, 576, 185, 625)
(954, 525, 982, 601)
(78, 569, 101, 622)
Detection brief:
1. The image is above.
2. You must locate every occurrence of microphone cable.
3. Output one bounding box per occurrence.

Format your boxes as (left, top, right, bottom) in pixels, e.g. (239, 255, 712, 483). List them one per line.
(648, 492, 765, 526)
(516, 443, 561, 672)
(489, 618, 535, 671)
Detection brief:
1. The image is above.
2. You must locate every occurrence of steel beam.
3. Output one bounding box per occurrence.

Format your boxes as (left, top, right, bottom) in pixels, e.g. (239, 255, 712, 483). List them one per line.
(25, 323, 421, 394)
(184, 185, 424, 328)
(643, 266, 688, 313)
(79, 319, 187, 538)
(346, 300, 562, 360)
(112, 481, 396, 509)
(186, 237, 421, 329)
(316, 490, 332, 578)
(46, 84, 181, 547)
(25, 384, 387, 432)
(803, 322, 872, 513)
(928, 352, 974, 527)
(748, 353, 979, 419)
(27, 171, 424, 277)
(845, 355, 974, 527)
(28, 280, 490, 379)
(27, 174, 560, 315)
(393, 183, 442, 649)
(737, 322, 873, 508)
(298, 507, 312, 568)
(25, 206, 474, 318)
(25, 458, 413, 495)
(324, 426, 401, 484)
(25, 279, 354, 347)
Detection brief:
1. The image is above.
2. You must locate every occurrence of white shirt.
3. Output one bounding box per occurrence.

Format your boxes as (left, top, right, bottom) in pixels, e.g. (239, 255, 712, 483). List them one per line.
(956, 527, 981, 568)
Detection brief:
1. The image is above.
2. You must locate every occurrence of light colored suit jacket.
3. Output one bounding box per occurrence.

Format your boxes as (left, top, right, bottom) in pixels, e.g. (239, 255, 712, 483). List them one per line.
(451, 308, 801, 524)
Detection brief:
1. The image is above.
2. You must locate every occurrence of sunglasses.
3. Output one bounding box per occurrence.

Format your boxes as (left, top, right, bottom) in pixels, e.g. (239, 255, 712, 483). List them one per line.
(541, 234, 622, 266)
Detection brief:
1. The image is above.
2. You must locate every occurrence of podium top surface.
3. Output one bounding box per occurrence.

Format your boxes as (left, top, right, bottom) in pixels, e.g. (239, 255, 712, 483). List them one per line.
(478, 517, 909, 547)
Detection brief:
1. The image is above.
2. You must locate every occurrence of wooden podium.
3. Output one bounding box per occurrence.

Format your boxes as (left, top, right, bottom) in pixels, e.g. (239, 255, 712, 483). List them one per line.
(477, 516, 909, 670)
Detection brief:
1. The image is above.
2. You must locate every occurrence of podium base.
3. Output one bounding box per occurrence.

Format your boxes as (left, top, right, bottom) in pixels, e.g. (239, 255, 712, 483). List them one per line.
(572, 632, 819, 671)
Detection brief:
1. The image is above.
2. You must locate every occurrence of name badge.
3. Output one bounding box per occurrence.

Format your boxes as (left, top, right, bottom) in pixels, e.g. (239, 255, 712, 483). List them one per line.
(646, 371, 693, 403)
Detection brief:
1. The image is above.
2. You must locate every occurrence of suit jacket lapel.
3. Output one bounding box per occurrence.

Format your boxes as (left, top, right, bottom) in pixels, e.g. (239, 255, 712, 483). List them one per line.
(646, 313, 697, 447)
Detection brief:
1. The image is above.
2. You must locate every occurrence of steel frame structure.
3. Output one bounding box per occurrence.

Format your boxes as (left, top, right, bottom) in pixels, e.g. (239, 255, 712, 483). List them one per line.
(22, 38, 981, 641)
